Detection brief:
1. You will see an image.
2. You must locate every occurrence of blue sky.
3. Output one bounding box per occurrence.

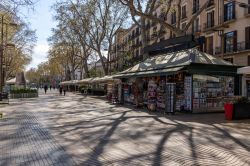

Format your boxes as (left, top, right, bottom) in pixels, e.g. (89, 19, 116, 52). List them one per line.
(23, 0, 56, 70)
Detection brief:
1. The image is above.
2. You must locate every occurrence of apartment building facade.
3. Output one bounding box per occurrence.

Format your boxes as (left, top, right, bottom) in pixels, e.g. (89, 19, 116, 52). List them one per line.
(110, 0, 250, 72)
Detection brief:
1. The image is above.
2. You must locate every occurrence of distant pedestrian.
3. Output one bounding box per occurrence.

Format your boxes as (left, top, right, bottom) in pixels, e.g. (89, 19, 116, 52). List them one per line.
(44, 85, 48, 94)
(63, 88, 66, 96)
(50, 85, 52, 91)
(59, 86, 63, 95)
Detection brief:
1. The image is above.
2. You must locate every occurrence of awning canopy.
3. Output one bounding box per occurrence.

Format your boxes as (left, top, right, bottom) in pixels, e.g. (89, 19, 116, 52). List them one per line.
(60, 80, 79, 86)
(6, 78, 16, 85)
(237, 66, 250, 74)
(78, 75, 120, 84)
(115, 48, 236, 78)
(114, 66, 185, 78)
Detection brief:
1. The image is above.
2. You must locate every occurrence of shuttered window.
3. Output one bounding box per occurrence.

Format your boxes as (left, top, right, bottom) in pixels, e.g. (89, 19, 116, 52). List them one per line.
(207, 11, 214, 28)
(224, 31, 237, 53)
(246, 27, 250, 49)
(224, 2, 235, 22)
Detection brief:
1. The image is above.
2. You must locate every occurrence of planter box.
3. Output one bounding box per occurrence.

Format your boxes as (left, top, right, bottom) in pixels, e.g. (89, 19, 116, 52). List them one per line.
(233, 103, 250, 120)
(10, 93, 38, 99)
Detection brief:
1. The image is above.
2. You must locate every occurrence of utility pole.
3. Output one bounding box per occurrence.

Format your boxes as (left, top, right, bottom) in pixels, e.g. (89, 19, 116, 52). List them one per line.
(0, 15, 4, 93)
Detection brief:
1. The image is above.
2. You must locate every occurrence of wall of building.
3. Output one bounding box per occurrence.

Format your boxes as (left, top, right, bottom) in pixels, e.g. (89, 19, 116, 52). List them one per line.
(110, 0, 250, 72)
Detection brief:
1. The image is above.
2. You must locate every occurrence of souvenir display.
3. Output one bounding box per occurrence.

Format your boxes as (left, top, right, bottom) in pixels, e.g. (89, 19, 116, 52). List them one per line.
(156, 79, 166, 111)
(166, 83, 176, 113)
(184, 76, 192, 110)
(193, 75, 234, 110)
(147, 80, 157, 111)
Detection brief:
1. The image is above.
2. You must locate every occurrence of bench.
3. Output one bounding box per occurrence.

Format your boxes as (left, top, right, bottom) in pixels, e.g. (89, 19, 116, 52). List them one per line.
(0, 92, 9, 104)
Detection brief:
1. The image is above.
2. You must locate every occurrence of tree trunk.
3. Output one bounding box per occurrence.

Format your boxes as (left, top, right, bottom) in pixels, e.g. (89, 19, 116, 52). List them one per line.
(97, 50, 108, 75)
(83, 58, 90, 78)
(141, 18, 149, 60)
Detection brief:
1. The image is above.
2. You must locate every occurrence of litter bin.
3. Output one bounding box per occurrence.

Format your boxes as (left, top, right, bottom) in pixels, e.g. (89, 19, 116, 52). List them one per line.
(224, 103, 234, 120)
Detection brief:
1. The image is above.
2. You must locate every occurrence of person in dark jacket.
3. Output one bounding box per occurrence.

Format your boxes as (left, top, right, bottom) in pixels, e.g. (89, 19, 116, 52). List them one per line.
(59, 86, 63, 95)
(44, 85, 48, 94)
(63, 87, 66, 96)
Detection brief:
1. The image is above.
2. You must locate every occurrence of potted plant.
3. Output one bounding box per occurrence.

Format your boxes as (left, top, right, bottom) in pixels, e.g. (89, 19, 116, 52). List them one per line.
(233, 97, 250, 120)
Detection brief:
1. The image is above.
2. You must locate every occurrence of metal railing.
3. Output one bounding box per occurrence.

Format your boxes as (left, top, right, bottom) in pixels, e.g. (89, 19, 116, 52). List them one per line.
(204, 21, 215, 30)
(215, 41, 250, 55)
(192, 25, 201, 33)
(192, 5, 200, 14)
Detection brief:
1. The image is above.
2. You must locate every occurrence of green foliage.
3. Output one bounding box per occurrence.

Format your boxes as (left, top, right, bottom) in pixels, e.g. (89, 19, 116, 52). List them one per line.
(10, 88, 37, 94)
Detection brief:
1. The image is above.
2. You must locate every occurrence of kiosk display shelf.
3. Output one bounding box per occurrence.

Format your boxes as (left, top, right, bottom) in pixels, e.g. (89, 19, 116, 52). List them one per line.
(165, 83, 176, 113)
(156, 79, 166, 111)
(147, 80, 157, 111)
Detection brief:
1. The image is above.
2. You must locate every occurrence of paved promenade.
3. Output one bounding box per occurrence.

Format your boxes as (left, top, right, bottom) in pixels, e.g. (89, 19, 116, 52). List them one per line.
(0, 90, 250, 166)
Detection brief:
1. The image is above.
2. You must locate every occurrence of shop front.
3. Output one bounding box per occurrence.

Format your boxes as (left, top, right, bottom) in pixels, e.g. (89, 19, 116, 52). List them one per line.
(237, 66, 250, 99)
(115, 49, 239, 113)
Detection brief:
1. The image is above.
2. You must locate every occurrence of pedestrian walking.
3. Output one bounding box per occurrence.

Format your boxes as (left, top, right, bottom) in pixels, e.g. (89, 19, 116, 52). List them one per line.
(63, 88, 66, 96)
(59, 86, 63, 95)
(44, 85, 48, 94)
(50, 85, 52, 91)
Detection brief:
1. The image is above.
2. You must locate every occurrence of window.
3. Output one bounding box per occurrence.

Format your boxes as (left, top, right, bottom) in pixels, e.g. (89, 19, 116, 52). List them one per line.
(181, 22, 186, 30)
(192, 18, 200, 33)
(171, 11, 176, 24)
(207, 0, 214, 7)
(205, 36, 213, 54)
(181, 5, 187, 19)
(206, 11, 214, 28)
(181, 22, 187, 35)
(224, 2, 235, 22)
(193, 0, 199, 14)
(246, 27, 250, 49)
(248, 0, 250, 14)
(170, 31, 176, 38)
(224, 31, 237, 53)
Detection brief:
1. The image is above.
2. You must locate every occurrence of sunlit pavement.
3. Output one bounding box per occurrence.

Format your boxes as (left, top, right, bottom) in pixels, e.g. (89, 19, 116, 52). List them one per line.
(0, 89, 250, 166)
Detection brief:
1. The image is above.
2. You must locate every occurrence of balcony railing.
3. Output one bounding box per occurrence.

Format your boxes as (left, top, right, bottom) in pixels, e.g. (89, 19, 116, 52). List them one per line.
(204, 21, 215, 30)
(207, 0, 215, 8)
(192, 5, 200, 14)
(215, 41, 250, 55)
(215, 47, 222, 55)
(205, 49, 214, 55)
(192, 25, 201, 33)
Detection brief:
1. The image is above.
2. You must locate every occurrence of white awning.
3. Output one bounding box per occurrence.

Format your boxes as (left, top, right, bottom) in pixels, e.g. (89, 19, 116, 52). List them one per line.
(114, 66, 185, 78)
(237, 66, 250, 74)
(6, 78, 16, 85)
(60, 80, 79, 86)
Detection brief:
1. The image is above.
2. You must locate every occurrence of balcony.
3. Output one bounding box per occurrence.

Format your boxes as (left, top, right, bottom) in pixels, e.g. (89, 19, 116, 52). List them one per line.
(151, 21, 157, 27)
(192, 25, 201, 33)
(192, 5, 200, 14)
(207, 0, 215, 9)
(159, 13, 167, 21)
(151, 33, 158, 40)
(215, 47, 222, 55)
(204, 21, 215, 31)
(216, 41, 250, 55)
(205, 49, 214, 55)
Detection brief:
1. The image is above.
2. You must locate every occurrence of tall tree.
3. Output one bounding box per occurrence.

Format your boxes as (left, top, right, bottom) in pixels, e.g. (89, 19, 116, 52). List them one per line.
(119, 0, 212, 58)
(69, 0, 128, 75)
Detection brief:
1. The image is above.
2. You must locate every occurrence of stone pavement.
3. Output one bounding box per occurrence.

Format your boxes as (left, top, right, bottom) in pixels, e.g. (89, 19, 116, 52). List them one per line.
(0, 90, 250, 166)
